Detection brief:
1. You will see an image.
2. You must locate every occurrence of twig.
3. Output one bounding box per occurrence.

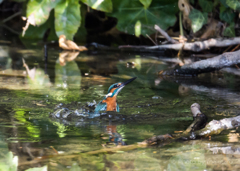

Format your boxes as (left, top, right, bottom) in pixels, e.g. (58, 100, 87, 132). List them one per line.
(50, 146, 58, 154)
(155, 31, 158, 45)
(179, 12, 184, 37)
(2, 11, 22, 23)
(231, 44, 240, 52)
(146, 34, 157, 45)
(154, 25, 178, 44)
(158, 35, 185, 40)
(19, 143, 148, 166)
(223, 45, 232, 53)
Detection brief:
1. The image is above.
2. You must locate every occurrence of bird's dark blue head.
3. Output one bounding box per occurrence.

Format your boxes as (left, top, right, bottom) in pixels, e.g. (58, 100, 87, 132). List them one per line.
(104, 77, 137, 99)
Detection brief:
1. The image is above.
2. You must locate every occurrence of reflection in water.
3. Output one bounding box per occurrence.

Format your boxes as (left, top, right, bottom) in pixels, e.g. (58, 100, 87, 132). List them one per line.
(1, 46, 240, 170)
(59, 51, 79, 66)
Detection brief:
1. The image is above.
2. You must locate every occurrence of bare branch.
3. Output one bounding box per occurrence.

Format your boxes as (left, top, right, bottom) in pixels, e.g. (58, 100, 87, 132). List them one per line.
(154, 25, 179, 44)
(159, 50, 240, 76)
(119, 37, 240, 52)
(196, 115, 240, 137)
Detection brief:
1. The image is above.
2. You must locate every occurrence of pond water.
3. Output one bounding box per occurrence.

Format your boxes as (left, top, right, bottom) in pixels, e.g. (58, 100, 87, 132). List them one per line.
(0, 45, 240, 171)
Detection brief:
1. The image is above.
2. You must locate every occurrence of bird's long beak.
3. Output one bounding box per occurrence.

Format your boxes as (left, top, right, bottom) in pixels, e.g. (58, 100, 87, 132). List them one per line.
(120, 77, 137, 88)
(115, 77, 137, 95)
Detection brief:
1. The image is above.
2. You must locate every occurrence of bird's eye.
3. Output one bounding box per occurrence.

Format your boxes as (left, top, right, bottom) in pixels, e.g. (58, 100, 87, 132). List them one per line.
(114, 85, 118, 88)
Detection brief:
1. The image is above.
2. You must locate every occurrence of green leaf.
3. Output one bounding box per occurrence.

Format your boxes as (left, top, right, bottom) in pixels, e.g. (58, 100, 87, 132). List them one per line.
(108, 0, 178, 36)
(0, 151, 18, 171)
(220, 5, 235, 23)
(22, 10, 58, 40)
(226, 0, 240, 11)
(135, 20, 141, 37)
(223, 22, 235, 37)
(55, 0, 81, 40)
(199, 0, 213, 13)
(139, 0, 152, 8)
(75, 4, 88, 43)
(220, 0, 229, 7)
(26, 0, 61, 25)
(81, 0, 112, 12)
(189, 9, 208, 33)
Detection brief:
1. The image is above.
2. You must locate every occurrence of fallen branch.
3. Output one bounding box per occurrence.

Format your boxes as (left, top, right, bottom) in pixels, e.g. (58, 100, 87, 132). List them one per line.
(145, 103, 240, 144)
(119, 37, 240, 52)
(145, 103, 208, 143)
(196, 116, 240, 137)
(159, 50, 240, 76)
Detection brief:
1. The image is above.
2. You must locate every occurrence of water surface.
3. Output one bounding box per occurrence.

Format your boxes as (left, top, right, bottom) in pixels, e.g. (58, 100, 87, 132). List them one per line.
(0, 46, 240, 170)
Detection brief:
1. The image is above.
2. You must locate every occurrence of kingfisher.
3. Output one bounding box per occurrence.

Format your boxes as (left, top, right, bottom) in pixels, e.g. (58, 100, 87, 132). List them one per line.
(95, 77, 137, 112)
(94, 77, 137, 145)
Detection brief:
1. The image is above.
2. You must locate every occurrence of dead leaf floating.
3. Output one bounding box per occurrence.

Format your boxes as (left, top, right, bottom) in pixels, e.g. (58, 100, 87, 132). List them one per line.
(58, 35, 88, 51)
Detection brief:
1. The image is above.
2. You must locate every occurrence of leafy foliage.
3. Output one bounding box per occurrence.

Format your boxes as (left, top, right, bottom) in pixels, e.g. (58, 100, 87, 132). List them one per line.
(23, 0, 239, 40)
(220, 5, 235, 24)
(82, 0, 112, 12)
(223, 22, 235, 37)
(0, 151, 18, 171)
(135, 20, 141, 37)
(139, 0, 152, 8)
(24, 0, 93, 40)
(188, 0, 237, 36)
(189, 9, 208, 33)
(108, 0, 178, 35)
(26, 0, 62, 25)
(199, 0, 213, 13)
(23, 11, 58, 40)
(55, 0, 81, 40)
(226, 0, 240, 11)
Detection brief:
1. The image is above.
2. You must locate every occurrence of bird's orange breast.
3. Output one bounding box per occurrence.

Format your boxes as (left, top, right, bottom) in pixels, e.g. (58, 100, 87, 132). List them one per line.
(102, 96, 117, 111)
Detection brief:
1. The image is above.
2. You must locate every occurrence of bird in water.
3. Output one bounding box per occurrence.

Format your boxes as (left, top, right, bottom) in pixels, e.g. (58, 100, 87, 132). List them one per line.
(95, 77, 137, 145)
(95, 77, 137, 112)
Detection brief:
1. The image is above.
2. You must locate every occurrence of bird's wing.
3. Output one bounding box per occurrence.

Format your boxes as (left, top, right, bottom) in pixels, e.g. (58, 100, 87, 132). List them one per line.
(116, 104, 119, 112)
(95, 101, 107, 112)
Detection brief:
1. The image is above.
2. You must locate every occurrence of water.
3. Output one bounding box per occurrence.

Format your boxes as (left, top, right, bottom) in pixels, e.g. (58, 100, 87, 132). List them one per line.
(0, 45, 240, 170)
